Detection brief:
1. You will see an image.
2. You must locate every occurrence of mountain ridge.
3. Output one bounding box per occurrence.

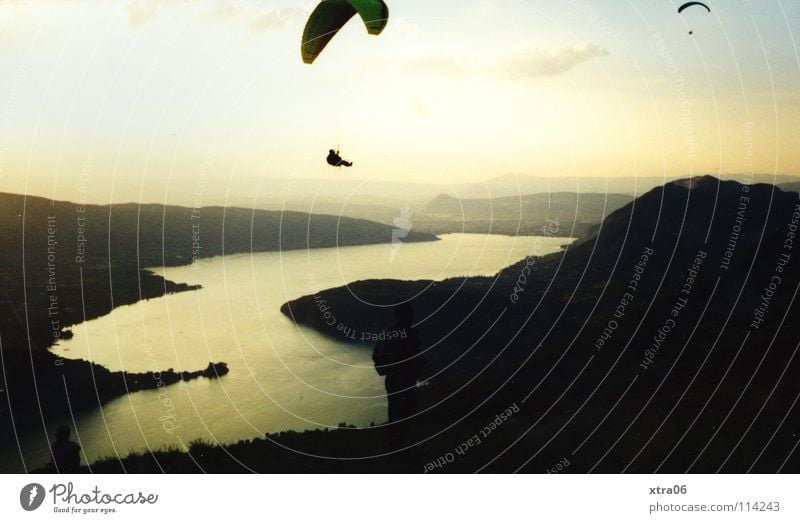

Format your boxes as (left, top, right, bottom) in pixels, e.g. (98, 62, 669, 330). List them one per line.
(278, 176, 800, 473)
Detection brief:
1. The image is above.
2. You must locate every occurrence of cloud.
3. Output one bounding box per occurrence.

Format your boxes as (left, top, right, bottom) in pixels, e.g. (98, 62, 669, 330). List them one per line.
(409, 98, 431, 117)
(501, 43, 610, 79)
(471, 0, 499, 16)
(125, 0, 169, 28)
(202, 3, 304, 33)
(248, 7, 304, 33)
(202, 3, 239, 23)
(125, 0, 304, 32)
(404, 56, 465, 76)
(400, 42, 609, 80)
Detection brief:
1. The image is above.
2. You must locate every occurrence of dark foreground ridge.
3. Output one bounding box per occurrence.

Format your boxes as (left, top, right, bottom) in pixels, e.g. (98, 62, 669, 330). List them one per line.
(277, 176, 800, 473)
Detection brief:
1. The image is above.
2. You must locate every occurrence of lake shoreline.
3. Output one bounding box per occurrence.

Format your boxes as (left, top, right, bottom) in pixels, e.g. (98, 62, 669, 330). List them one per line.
(5, 233, 569, 472)
(2, 231, 440, 436)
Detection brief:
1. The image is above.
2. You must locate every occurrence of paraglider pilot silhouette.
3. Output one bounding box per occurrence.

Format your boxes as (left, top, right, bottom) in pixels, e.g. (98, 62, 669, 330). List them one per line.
(327, 148, 353, 167)
(373, 303, 425, 444)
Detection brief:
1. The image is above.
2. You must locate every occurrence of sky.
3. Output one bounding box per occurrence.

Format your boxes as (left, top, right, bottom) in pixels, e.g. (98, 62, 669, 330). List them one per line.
(0, 0, 798, 205)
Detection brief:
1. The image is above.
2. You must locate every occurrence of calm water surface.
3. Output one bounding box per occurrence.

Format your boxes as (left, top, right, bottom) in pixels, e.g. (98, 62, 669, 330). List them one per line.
(6, 234, 571, 471)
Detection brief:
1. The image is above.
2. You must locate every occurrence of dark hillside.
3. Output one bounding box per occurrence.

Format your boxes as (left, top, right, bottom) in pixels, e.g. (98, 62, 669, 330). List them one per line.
(0, 192, 437, 433)
(278, 177, 800, 473)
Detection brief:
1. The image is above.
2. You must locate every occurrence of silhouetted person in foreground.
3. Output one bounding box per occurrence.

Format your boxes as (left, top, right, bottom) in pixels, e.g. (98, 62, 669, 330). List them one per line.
(50, 425, 81, 473)
(373, 303, 424, 446)
(326, 149, 353, 167)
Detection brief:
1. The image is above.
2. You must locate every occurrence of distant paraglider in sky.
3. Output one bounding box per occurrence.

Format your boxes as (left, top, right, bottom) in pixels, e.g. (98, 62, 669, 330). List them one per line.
(678, 2, 711, 35)
(677, 2, 711, 14)
(301, 0, 389, 64)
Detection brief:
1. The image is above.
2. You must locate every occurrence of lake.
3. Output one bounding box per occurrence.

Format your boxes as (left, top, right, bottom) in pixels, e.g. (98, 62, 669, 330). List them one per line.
(5, 233, 571, 471)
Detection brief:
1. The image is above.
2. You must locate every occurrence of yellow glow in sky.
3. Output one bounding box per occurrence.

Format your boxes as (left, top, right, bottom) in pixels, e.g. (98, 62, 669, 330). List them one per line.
(0, 0, 798, 205)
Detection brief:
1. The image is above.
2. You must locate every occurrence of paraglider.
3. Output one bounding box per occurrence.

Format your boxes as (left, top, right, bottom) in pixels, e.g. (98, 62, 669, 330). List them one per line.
(301, 0, 389, 64)
(678, 2, 710, 35)
(302, 2, 385, 168)
(677, 2, 711, 14)
(327, 149, 353, 167)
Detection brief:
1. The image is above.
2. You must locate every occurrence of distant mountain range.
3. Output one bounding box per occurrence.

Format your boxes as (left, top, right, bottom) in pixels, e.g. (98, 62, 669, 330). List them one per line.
(414, 192, 633, 237)
(210, 173, 800, 209)
(271, 191, 633, 237)
(454, 173, 800, 198)
(231, 174, 800, 236)
(103, 173, 800, 213)
(778, 182, 800, 194)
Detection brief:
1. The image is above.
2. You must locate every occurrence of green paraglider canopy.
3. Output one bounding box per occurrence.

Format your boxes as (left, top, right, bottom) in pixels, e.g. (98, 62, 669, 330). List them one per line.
(301, 0, 389, 64)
